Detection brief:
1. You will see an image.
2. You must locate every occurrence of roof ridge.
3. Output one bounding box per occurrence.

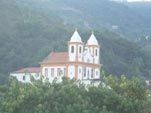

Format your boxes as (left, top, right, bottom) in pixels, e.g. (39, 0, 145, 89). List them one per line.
(12, 67, 41, 74)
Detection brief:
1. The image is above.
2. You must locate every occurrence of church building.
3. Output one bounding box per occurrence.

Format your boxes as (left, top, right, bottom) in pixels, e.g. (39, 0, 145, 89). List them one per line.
(10, 30, 102, 85)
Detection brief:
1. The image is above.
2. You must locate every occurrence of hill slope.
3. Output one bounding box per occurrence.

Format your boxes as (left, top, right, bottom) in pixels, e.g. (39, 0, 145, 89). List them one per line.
(16, 0, 151, 40)
(0, 0, 151, 84)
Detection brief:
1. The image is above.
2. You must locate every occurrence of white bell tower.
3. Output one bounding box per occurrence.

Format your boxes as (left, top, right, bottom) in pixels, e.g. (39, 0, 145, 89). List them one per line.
(68, 29, 84, 62)
(85, 31, 101, 80)
(86, 31, 100, 64)
(68, 29, 84, 80)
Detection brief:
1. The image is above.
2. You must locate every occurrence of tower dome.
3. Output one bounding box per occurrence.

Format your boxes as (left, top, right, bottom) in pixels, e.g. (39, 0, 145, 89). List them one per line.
(70, 29, 82, 43)
(87, 32, 98, 45)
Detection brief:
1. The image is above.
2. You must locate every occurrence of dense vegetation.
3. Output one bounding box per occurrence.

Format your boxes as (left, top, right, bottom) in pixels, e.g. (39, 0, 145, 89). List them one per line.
(16, 0, 151, 40)
(0, 0, 151, 84)
(0, 75, 151, 113)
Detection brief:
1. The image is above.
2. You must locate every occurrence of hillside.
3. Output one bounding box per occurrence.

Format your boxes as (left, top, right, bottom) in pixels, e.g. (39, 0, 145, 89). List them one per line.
(16, 0, 151, 40)
(126, 2, 151, 22)
(0, 0, 70, 83)
(0, 0, 151, 84)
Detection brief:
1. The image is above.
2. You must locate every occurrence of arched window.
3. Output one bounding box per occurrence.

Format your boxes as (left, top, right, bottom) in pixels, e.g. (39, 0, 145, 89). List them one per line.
(45, 68, 48, 77)
(23, 76, 26, 81)
(84, 68, 86, 77)
(57, 68, 63, 76)
(96, 71, 98, 76)
(95, 49, 98, 56)
(71, 46, 74, 53)
(51, 68, 54, 77)
(91, 69, 94, 78)
(79, 46, 82, 53)
(87, 70, 90, 79)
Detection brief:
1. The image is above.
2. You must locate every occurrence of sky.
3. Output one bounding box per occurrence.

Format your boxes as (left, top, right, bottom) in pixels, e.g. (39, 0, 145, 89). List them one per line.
(127, 0, 151, 2)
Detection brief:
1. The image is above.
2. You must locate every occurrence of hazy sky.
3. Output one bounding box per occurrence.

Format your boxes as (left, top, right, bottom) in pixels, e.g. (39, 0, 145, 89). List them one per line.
(127, 0, 151, 2)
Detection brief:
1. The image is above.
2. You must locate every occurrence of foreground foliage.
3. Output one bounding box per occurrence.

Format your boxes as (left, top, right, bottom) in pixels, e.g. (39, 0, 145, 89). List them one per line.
(0, 76, 151, 113)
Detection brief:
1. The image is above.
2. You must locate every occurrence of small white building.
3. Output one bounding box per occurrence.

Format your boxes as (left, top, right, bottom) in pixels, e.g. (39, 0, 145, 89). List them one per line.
(10, 67, 41, 83)
(11, 30, 102, 85)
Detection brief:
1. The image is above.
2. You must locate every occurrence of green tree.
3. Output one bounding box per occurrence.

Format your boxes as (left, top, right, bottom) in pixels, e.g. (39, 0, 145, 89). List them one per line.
(0, 76, 150, 113)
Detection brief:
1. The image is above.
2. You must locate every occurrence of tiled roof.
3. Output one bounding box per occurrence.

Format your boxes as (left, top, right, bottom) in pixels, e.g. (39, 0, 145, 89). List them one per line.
(41, 52, 68, 64)
(13, 67, 40, 73)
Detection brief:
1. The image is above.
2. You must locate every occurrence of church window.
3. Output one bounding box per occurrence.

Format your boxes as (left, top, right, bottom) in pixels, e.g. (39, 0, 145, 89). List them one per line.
(91, 69, 94, 78)
(84, 68, 86, 77)
(57, 68, 62, 76)
(96, 71, 98, 76)
(96, 49, 98, 56)
(79, 46, 82, 53)
(23, 75, 26, 81)
(57, 68, 60, 76)
(87, 70, 90, 79)
(45, 68, 48, 77)
(51, 68, 54, 77)
(71, 46, 74, 53)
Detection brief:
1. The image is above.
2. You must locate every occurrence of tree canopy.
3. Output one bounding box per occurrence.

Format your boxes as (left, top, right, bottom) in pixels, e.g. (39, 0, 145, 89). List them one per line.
(0, 75, 151, 113)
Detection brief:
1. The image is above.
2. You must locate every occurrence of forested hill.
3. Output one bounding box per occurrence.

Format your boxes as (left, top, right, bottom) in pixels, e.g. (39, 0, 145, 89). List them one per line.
(0, 0, 20, 36)
(15, 0, 151, 40)
(0, 0, 151, 84)
(126, 2, 151, 24)
(0, 0, 70, 83)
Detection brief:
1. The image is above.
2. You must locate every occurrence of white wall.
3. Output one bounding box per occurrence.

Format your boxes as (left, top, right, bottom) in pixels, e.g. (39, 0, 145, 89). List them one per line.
(83, 52, 93, 63)
(42, 66, 66, 82)
(10, 73, 40, 83)
(84, 46, 100, 64)
(81, 67, 100, 80)
(68, 65, 75, 79)
(69, 44, 84, 62)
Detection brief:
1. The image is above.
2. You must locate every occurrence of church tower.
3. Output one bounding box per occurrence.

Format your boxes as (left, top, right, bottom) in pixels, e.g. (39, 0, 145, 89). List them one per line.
(68, 29, 84, 62)
(86, 31, 100, 64)
(67, 29, 84, 80)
